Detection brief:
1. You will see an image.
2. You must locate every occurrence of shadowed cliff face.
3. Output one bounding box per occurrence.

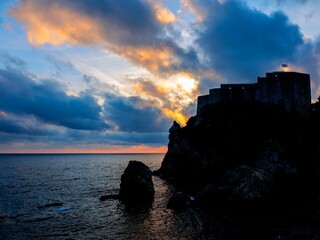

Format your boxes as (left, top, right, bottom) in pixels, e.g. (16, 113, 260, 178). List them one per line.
(155, 101, 320, 205)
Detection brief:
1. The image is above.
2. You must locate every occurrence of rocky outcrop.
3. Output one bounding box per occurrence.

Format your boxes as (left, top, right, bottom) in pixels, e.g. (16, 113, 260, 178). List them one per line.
(155, 101, 320, 209)
(119, 160, 155, 204)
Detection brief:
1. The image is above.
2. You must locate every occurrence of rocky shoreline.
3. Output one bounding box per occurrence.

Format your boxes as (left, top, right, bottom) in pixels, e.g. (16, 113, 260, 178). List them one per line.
(154, 101, 320, 214)
(104, 100, 320, 238)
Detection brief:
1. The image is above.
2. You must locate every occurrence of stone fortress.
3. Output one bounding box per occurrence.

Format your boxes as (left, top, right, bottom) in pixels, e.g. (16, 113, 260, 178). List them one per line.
(197, 71, 311, 116)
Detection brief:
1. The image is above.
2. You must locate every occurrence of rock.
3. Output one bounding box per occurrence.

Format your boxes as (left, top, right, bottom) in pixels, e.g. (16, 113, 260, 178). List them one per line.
(99, 194, 120, 201)
(37, 202, 63, 209)
(194, 165, 273, 210)
(166, 192, 194, 209)
(157, 103, 308, 183)
(156, 101, 320, 211)
(169, 120, 180, 134)
(255, 139, 297, 175)
(194, 184, 222, 209)
(221, 165, 273, 201)
(119, 160, 155, 204)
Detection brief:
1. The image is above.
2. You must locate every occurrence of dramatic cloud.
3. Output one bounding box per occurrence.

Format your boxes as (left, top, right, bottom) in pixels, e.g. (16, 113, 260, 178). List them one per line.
(0, 67, 109, 130)
(11, 0, 159, 46)
(3, 0, 320, 152)
(193, 0, 304, 82)
(131, 72, 199, 124)
(0, 66, 171, 152)
(293, 37, 320, 98)
(8, 0, 320, 97)
(9, 0, 206, 125)
(0, 125, 169, 152)
(0, 112, 52, 136)
(104, 93, 172, 133)
(10, 0, 201, 75)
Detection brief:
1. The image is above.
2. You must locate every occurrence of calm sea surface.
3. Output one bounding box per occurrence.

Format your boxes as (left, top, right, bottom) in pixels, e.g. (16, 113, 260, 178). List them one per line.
(0, 154, 318, 240)
(0, 154, 210, 240)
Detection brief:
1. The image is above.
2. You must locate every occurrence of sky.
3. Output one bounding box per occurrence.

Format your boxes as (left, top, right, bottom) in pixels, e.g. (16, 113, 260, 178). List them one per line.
(1, 0, 320, 153)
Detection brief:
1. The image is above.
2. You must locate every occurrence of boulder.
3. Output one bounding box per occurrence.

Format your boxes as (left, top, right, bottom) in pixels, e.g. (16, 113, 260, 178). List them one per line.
(119, 160, 155, 204)
(99, 194, 120, 201)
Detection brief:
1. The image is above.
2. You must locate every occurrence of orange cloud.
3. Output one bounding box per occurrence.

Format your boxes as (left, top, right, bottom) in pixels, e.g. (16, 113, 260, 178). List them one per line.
(131, 72, 199, 125)
(153, 5, 177, 24)
(10, 1, 184, 75)
(162, 108, 188, 126)
(147, 0, 177, 24)
(10, 1, 102, 46)
(132, 80, 165, 101)
(109, 44, 174, 73)
(11, 0, 203, 126)
(180, 0, 206, 21)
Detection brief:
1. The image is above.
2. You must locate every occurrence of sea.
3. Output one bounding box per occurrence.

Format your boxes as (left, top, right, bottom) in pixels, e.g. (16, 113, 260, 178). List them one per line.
(0, 154, 319, 240)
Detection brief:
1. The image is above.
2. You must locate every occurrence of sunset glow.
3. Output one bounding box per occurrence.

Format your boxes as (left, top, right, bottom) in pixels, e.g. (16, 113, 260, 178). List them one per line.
(1, 145, 168, 154)
(1, 0, 320, 153)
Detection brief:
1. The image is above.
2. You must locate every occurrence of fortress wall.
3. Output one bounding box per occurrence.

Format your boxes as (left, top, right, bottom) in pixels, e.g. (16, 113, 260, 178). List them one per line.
(197, 71, 311, 117)
(197, 95, 209, 114)
(209, 88, 222, 104)
(197, 89, 221, 114)
(263, 72, 311, 115)
(220, 84, 257, 102)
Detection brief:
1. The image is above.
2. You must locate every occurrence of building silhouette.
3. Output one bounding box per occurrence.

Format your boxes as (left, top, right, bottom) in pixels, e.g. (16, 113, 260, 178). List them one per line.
(197, 71, 311, 116)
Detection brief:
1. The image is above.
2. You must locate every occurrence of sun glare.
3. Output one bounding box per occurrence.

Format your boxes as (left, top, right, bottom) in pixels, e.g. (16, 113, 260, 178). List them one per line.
(163, 108, 189, 126)
(174, 74, 197, 93)
(157, 73, 198, 126)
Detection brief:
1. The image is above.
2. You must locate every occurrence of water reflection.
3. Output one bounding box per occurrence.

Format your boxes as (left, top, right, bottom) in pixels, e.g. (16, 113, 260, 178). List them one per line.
(1, 154, 318, 240)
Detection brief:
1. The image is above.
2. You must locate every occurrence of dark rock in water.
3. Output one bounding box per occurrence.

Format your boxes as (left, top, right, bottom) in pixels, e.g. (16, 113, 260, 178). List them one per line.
(37, 202, 63, 209)
(100, 194, 120, 201)
(119, 160, 155, 204)
(166, 191, 194, 209)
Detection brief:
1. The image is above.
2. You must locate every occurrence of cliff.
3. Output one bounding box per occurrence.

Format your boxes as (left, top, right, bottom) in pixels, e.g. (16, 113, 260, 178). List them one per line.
(155, 101, 320, 209)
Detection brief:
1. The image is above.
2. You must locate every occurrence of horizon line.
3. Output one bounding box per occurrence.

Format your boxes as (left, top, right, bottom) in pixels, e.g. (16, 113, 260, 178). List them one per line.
(0, 146, 168, 154)
(0, 152, 166, 155)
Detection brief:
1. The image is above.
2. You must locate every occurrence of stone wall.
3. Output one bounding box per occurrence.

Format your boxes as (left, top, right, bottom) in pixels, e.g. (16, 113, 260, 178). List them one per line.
(257, 72, 311, 116)
(197, 71, 311, 117)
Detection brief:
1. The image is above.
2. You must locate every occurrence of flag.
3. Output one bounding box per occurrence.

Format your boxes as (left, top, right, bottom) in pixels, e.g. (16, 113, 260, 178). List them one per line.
(282, 64, 288, 68)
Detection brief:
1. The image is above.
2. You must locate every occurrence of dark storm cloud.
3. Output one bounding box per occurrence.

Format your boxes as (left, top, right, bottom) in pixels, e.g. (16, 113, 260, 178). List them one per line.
(195, 0, 304, 82)
(0, 120, 168, 146)
(0, 116, 48, 135)
(292, 37, 320, 98)
(104, 93, 172, 133)
(0, 68, 109, 130)
(70, 131, 169, 146)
